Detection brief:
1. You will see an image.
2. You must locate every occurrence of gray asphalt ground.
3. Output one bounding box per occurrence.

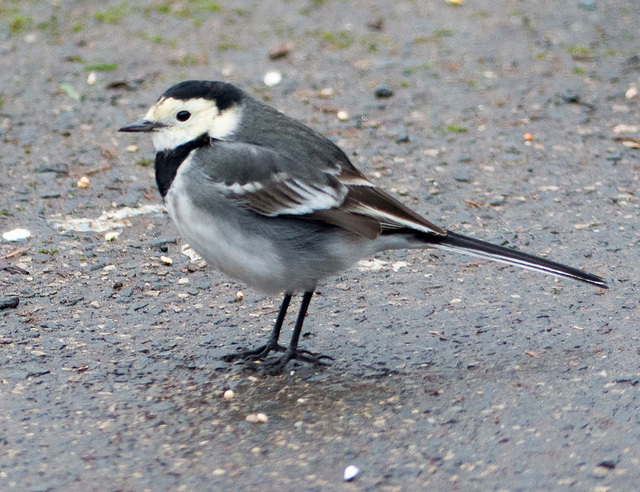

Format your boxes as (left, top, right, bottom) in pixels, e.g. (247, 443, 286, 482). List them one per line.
(1, 0, 639, 490)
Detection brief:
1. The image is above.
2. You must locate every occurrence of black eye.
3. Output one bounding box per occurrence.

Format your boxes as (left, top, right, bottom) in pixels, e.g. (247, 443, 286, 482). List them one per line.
(176, 110, 191, 122)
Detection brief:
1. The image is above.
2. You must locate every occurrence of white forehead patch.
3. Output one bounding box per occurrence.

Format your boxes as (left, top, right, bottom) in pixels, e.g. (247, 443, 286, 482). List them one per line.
(146, 97, 242, 152)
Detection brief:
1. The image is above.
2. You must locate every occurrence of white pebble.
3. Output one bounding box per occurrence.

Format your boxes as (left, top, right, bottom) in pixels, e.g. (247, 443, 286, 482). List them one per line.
(246, 413, 268, 424)
(263, 71, 282, 87)
(318, 87, 334, 98)
(87, 72, 97, 85)
(2, 228, 31, 241)
(160, 256, 173, 265)
(625, 86, 638, 99)
(125, 145, 139, 153)
(223, 389, 234, 400)
(77, 176, 90, 189)
(344, 465, 359, 481)
(178, 277, 189, 285)
(337, 110, 349, 121)
(236, 290, 244, 301)
(423, 148, 440, 157)
(104, 231, 119, 241)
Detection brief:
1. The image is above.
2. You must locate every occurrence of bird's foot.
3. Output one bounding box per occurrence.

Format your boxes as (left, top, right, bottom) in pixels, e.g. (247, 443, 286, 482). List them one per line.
(221, 342, 286, 362)
(261, 348, 334, 375)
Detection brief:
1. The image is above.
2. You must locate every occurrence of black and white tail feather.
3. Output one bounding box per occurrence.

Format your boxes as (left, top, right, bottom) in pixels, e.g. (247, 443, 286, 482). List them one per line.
(430, 231, 607, 288)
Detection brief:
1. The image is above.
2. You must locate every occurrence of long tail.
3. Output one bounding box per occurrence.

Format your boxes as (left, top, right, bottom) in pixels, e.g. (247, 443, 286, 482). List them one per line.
(429, 231, 608, 289)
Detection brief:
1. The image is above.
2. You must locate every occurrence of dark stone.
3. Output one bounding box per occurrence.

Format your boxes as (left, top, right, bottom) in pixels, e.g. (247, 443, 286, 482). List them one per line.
(0, 297, 19, 310)
(605, 152, 622, 162)
(562, 88, 581, 103)
(375, 85, 394, 98)
(598, 458, 619, 469)
(577, 0, 596, 11)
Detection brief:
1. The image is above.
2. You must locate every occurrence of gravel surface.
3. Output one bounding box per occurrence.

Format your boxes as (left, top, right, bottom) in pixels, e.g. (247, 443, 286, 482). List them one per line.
(1, 0, 638, 490)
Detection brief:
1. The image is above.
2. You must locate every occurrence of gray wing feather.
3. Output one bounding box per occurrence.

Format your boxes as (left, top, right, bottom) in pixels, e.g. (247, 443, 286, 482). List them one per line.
(192, 140, 445, 239)
(192, 141, 347, 216)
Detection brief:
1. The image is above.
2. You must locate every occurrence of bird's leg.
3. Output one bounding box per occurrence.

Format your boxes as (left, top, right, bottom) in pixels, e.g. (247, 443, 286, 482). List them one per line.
(265, 291, 333, 374)
(222, 293, 291, 361)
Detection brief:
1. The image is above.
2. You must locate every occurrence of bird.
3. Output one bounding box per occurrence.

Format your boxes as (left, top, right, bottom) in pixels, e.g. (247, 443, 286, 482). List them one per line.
(120, 80, 608, 372)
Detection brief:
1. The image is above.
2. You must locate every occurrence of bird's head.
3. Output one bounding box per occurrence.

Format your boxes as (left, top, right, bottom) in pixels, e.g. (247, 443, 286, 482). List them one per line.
(119, 80, 244, 151)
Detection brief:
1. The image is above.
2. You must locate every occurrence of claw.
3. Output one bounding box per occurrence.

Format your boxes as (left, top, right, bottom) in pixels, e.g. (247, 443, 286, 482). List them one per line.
(222, 343, 286, 362)
(261, 348, 334, 374)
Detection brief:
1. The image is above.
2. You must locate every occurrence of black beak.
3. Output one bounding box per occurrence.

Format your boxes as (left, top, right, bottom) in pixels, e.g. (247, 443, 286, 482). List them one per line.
(119, 120, 164, 132)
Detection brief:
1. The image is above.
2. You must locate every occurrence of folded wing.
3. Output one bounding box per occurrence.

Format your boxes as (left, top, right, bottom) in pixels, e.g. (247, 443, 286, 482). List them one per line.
(196, 140, 446, 239)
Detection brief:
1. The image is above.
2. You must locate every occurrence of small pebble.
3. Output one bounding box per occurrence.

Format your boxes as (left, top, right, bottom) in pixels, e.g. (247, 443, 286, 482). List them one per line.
(562, 88, 580, 103)
(87, 72, 97, 85)
(178, 278, 189, 285)
(337, 110, 349, 121)
(625, 87, 638, 99)
(268, 42, 294, 60)
(223, 389, 234, 400)
(236, 290, 244, 301)
(523, 132, 533, 141)
(77, 176, 90, 189)
(374, 85, 394, 98)
(104, 232, 119, 242)
(0, 297, 20, 310)
(598, 459, 618, 469)
(424, 148, 440, 157)
(317, 87, 334, 99)
(577, 0, 597, 11)
(366, 17, 384, 31)
(605, 151, 622, 162)
(264, 71, 282, 87)
(245, 413, 268, 423)
(125, 145, 139, 153)
(591, 466, 609, 478)
(2, 228, 31, 242)
(160, 256, 173, 265)
(344, 465, 360, 481)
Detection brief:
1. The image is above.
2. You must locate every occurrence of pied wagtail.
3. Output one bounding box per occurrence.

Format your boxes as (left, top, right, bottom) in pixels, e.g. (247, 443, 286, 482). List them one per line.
(120, 80, 607, 371)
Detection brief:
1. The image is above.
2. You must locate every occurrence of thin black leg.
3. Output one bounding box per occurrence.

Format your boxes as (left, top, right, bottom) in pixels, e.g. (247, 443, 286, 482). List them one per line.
(222, 293, 292, 362)
(264, 293, 292, 349)
(266, 291, 333, 373)
(286, 291, 313, 354)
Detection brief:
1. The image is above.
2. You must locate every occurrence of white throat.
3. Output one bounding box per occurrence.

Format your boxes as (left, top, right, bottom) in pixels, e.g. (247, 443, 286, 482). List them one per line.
(150, 102, 243, 152)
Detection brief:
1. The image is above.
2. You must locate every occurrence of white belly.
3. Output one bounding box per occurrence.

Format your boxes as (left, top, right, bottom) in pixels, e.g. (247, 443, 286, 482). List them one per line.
(162, 153, 397, 294)
(165, 160, 287, 293)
